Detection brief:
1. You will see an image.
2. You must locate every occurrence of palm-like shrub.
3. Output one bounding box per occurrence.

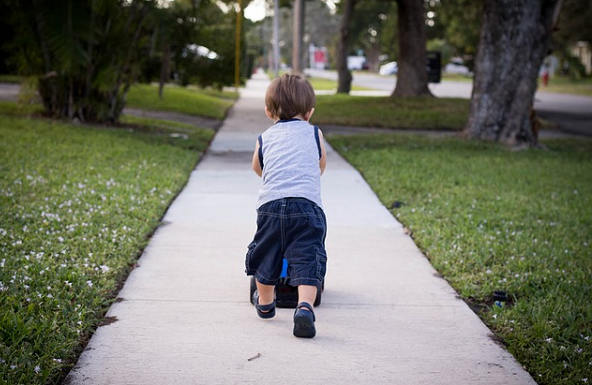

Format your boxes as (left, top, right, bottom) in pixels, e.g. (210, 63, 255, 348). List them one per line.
(7, 0, 155, 123)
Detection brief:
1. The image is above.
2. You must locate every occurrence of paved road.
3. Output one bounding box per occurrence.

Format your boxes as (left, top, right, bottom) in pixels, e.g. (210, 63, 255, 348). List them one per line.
(0, 83, 19, 101)
(307, 69, 592, 137)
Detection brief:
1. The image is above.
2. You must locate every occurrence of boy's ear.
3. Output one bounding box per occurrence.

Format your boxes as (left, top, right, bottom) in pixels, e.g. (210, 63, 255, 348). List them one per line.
(264, 107, 274, 120)
(304, 107, 315, 122)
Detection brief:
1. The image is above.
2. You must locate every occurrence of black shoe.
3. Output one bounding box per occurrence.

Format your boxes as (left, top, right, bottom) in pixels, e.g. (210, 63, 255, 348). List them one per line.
(254, 292, 276, 319)
(293, 302, 316, 338)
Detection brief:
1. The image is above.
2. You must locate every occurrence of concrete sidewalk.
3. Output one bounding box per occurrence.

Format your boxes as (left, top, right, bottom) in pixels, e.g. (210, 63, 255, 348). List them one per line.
(65, 71, 537, 385)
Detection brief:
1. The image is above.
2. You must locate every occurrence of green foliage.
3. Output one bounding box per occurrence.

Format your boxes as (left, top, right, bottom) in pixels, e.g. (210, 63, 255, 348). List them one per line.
(314, 95, 469, 130)
(348, 1, 395, 63)
(2, 0, 244, 122)
(431, 0, 482, 58)
(555, 0, 592, 46)
(0, 101, 43, 117)
(4, 0, 158, 123)
(0, 110, 213, 385)
(328, 134, 592, 385)
(163, 0, 243, 89)
(0, 75, 23, 84)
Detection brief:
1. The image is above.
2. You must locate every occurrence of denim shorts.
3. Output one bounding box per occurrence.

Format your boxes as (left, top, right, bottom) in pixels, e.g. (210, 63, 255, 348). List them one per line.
(245, 198, 327, 287)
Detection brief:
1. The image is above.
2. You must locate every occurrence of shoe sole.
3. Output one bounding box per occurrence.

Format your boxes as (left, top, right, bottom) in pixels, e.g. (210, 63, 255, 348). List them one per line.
(293, 312, 316, 338)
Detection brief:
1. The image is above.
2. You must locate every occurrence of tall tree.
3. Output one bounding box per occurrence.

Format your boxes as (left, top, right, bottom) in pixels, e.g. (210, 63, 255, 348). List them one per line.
(336, 0, 357, 93)
(392, 0, 432, 97)
(464, 0, 563, 147)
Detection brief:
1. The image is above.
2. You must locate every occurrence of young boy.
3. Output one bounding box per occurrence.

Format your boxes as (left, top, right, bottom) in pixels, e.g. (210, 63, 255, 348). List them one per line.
(245, 74, 328, 338)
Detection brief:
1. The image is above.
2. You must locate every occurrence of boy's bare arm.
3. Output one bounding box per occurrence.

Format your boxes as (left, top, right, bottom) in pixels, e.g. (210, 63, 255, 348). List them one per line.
(252, 141, 263, 177)
(319, 130, 327, 175)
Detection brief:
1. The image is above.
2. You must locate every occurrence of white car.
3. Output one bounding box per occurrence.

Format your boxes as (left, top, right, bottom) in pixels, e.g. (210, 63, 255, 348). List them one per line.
(379, 61, 398, 75)
(444, 60, 470, 75)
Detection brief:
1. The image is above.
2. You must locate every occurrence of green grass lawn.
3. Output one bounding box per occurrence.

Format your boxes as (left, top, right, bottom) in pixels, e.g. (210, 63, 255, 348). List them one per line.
(314, 95, 469, 130)
(126, 84, 238, 119)
(306, 76, 372, 92)
(0, 105, 215, 384)
(327, 133, 592, 385)
(539, 76, 592, 97)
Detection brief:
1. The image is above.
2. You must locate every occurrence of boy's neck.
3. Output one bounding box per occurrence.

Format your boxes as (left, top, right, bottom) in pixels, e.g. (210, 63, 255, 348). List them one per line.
(275, 114, 305, 123)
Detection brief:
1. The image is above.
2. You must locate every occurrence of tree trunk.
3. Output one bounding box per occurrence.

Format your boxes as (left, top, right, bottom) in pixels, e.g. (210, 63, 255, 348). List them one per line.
(392, 0, 431, 97)
(336, 0, 356, 94)
(159, 43, 171, 100)
(464, 0, 562, 147)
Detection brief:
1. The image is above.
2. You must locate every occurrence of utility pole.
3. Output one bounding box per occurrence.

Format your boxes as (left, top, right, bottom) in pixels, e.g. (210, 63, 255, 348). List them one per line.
(234, 0, 242, 91)
(273, 0, 280, 77)
(292, 0, 304, 74)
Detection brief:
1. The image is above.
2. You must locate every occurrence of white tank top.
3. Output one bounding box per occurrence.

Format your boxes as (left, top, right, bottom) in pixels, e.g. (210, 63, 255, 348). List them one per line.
(256, 119, 323, 209)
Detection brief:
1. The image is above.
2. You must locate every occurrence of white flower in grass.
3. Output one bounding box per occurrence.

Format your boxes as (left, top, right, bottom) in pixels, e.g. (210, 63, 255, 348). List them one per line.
(99, 265, 110, 273)
(34, 365, 41, 373)
(86, 280, 93, 288)
(544, 337, 553, 343)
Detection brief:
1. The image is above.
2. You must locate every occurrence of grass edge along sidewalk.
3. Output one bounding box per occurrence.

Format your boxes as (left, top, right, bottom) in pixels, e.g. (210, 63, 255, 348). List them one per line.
(0, 89, 223, 384)
(327, 133, 592, 385)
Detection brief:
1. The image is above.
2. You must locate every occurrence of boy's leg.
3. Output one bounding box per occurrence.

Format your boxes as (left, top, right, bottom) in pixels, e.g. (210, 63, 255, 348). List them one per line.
(297, 285, 317, 308)
(255, 280, 275, 306)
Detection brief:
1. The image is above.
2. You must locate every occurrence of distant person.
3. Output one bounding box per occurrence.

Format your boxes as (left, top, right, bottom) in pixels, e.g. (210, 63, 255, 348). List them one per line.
(541, 64, 549, 87)
(245, 74, 328, 338)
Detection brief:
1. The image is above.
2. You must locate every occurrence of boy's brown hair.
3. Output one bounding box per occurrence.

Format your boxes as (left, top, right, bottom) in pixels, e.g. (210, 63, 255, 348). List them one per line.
(265, 74, 316, 121)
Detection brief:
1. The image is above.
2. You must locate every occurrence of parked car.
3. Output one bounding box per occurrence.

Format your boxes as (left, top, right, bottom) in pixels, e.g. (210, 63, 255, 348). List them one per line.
(379, 61, 398, 75)
(347, 56, 367, 71)
(444, 59, 471, 75)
